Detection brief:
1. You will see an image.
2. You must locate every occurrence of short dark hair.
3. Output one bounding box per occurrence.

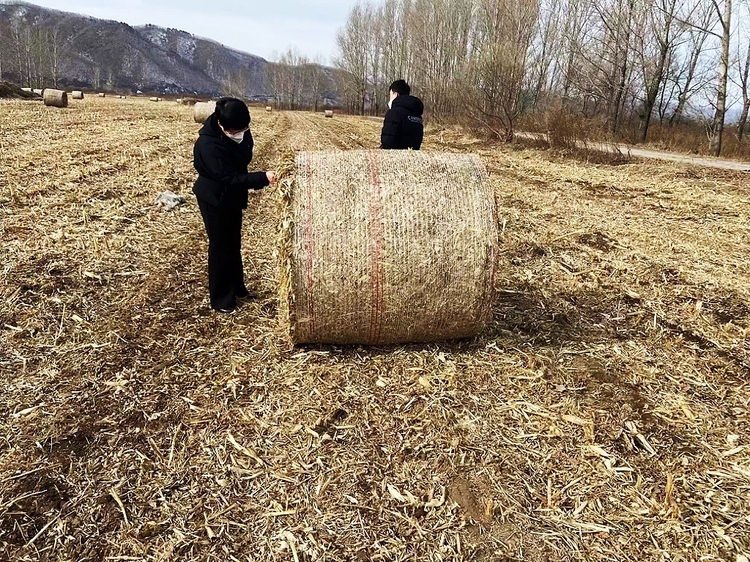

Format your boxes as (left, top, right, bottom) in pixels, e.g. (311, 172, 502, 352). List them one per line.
(389, 80, 410, 96)
(215, 97, 250, 130)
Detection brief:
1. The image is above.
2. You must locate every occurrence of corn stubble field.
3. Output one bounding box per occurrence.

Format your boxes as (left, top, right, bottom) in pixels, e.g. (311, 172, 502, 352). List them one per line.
(1, 97, 749, 562)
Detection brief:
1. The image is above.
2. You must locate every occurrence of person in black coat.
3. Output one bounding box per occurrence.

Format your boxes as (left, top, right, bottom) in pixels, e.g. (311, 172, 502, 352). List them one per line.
(380, 80, 424, 150)
(193, 97, 276, 313)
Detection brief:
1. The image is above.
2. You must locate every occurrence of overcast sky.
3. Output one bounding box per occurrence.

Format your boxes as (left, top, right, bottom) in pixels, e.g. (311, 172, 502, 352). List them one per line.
(22, 0, 356, 63)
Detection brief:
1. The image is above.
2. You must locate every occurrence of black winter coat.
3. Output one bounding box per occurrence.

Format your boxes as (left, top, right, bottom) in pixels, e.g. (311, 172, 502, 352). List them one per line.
(193, 113, 269, 208)
(380, 94, 424, 150)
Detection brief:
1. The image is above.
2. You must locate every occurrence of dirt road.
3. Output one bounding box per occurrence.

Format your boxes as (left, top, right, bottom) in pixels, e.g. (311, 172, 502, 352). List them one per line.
(517, 131, 750, 171)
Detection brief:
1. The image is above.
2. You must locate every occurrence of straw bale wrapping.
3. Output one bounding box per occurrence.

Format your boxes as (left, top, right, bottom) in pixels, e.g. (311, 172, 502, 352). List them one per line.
(282, 150, 498, 345)
(193, 101, 216, 123)
(43, 89, 68, 108)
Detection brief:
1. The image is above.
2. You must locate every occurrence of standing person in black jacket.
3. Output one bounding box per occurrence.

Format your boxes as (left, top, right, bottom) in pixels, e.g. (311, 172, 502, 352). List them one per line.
(380, 80, 424, 150)
(193, 97, 276, 314)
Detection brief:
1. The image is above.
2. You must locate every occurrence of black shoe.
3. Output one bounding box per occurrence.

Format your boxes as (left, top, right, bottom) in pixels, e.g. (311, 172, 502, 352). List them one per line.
(216, 307, 235, 314)
(236, 292, 258, 302)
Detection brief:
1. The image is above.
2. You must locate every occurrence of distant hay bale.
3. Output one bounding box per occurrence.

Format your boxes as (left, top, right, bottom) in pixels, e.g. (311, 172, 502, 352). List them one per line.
(149, 97, 161, 102)
(98, 93, 105, 97)
(32, 89, 43, 95)
(43, 89, 68, 108)
(324, 110, 334, 118)
(193, 101, 216, 123)
(71, 91, 84, 100)
(175, 98, 183, 103)
(279, 150, 498, 345)
(119, 95, 127, 99)
(21, 87, 32, 92)
(265, 106, 272, 112)
(178, 97, 200, 106)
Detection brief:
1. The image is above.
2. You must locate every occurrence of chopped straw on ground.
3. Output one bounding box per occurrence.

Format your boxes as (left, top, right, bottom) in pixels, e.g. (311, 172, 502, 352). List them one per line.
(0, 99, 749, 561)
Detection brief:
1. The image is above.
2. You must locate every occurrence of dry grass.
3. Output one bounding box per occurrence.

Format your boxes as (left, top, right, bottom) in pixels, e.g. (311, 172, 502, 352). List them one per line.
(1, 99, 749, 561)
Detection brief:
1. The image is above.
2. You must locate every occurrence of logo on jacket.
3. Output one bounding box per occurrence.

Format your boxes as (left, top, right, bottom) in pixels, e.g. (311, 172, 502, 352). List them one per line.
(407, 116, 423, 124)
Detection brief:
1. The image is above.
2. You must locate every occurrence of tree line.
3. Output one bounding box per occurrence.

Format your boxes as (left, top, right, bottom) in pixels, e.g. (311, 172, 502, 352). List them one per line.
(334, 0, 750, 156)
(264, 48, 334, 112)
(0, 19, 64, 89)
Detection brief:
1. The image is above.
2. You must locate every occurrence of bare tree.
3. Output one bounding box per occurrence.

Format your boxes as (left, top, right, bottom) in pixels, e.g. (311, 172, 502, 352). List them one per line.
(735, 0, 750, 140)
(466, 0, 540, 140)
(635, 0, 682, 141)
(224, 66, 250, 98)
(557, 0, 596, 101)
(601, 0, 638, 133)
(303, 55, 328, 112)
(668, 3, 713, 125)
(708, 0, 732, 156)
(529, 0, 565, 109)
(407, 0, 474, 116)
(335, 2, 373, 114)
(333, 0, 746, 147)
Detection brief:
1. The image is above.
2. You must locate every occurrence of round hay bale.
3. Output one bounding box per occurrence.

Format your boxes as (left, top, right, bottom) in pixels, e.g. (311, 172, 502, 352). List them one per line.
(32, 89, 43, 95)
(193, 100, 216, 123)
(324, 110, 334, 118)
(71, 90, 84, 100)
(21, 87, 32, 92)
(265, 106, 272, 112)
(98, 92, 105, 97)
(119, 95, 127, 99)
(149, 97, 160, 102)
(43, 89, 68, 108)
(280, 150, 498, 345)
(175, 98, 183, 104)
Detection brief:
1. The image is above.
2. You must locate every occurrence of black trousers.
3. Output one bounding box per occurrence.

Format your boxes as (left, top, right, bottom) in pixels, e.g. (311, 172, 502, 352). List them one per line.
(197, 198, 248, 310)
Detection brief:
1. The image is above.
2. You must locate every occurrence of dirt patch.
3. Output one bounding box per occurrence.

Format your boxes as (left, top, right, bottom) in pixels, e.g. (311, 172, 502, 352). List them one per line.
(448, 475, 493, 529)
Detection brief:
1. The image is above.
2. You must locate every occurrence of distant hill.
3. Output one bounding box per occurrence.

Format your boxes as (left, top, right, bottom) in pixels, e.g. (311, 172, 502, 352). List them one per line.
(0, 1, 339, 100)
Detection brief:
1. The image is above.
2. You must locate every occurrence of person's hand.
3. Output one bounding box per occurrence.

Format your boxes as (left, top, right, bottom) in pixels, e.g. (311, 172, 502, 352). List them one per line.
(266, 171, 277, 185)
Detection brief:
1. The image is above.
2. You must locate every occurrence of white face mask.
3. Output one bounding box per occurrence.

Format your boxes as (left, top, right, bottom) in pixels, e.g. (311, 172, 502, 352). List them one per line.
(226, 129, 247, 143)
(388, 99, 393, 109)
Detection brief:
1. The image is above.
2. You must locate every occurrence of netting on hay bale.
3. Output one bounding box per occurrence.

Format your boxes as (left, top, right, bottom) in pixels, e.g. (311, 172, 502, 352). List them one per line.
(43, 89, 68, 108)
(279, 150, 498, 345)
(193, 101, 216, 123)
